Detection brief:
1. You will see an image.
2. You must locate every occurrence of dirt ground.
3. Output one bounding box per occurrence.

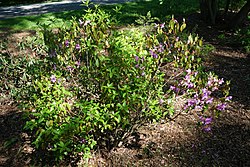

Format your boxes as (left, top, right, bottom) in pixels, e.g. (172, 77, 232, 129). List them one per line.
(0, 17, 250, 166)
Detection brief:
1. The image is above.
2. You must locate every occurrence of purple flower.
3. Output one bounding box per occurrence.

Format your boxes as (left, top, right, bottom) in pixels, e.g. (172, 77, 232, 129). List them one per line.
(160, 23, 165, 28)
(158, 44, 164, 53)
(225, 96, 232, 101)
(199, 116, 205, 122)
(202, 94, 208, 100)
(218, 78, 224, 85)
(141, 56, 145, 62)
(183, 104, 188, 110)
(206, 98, 214, 104)
(186, 69, 191, 74)
(185, 75, 191, 82)
(135, 55, 139, 62)
(75, 61, 81, 67)
(80, 138, 86, 144)
(141, 72, 145, 76)
(50, 75, 56, 83)
(187, 99, 197, 107)
(202, 88, 211, 100)
(67, 65, 74, 72)
(135, 64, 139, 68)
(203, 127, 211, 132)
(195, 105, 202, 110)
(170, 85, 180, 93)
(150, 50, 158, 59)
(153, 53, 158, 59)
(65, 40, 69, 47)
(212, 86, 218, 91)
(187, 82, 194, 88)
(75, 44, 80, 50)
(217, 103, 227, 111)
(204, 117, 212, 125)
(170, 85, 176, 91)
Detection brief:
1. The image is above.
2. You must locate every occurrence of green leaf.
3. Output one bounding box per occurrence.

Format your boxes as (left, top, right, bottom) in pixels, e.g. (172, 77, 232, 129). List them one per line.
(180, 23, 186, 32)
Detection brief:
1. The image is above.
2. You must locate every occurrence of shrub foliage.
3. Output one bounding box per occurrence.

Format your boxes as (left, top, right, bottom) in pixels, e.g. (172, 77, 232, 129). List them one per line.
(0, 4, 231, 163)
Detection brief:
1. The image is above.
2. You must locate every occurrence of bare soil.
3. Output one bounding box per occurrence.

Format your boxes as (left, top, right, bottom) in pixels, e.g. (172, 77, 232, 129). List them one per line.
(0, 19, 249, 166)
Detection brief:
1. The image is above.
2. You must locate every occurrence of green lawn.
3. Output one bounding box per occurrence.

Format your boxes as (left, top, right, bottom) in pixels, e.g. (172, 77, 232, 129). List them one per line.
(0, 0, 199, 33)
(0, 11, 79, 32)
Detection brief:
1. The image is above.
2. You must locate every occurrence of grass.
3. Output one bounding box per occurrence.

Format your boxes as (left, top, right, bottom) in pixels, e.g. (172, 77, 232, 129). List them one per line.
(0, 0, 199, 33)
(0, 10, 81, 32)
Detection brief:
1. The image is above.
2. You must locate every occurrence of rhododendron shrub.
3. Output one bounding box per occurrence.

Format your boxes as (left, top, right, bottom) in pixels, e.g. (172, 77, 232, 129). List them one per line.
(20, 5, 231, 162)
(151, 17, 231, 131)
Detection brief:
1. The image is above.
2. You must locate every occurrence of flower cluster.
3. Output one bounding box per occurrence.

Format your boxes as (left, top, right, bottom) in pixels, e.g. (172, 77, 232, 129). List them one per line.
(170, 69, 232, 113)
(65, 40, 69, 47)
(50, 75, 56, 83)
(169, 69, 232, 132)
(154, 23, 165, 29)
(199, 116, 213, 132)
(75, 43, 81, 50)
(149, 43, 165, 59)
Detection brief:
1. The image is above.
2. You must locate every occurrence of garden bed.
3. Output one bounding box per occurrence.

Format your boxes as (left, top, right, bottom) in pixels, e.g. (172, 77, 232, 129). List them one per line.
(0, 7, 250, 167)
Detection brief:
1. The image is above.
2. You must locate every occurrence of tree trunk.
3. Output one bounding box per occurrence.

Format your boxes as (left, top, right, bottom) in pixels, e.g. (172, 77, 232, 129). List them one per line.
(224, 0, 231, 15)
(209, 0, 218, 24)
(200, 0, 209, 22)
(230, 0, 250, 28)
(199, 0, 218, 24)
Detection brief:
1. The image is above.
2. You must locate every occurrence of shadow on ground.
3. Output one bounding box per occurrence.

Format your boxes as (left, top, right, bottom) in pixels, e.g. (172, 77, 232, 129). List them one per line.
(0, 105, 26, 166)
(106, 107, 250, 166)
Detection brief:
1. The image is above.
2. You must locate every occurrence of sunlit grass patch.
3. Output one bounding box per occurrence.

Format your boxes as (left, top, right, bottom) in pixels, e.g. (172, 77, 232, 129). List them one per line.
(0, 0, 199, 32)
